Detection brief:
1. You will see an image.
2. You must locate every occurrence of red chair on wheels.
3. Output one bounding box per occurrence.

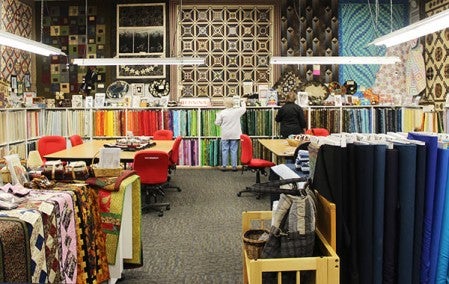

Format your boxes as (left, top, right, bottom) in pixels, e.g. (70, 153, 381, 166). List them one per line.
(133, 150, 171, 217)
(37, 135, 67, 162)
(237, 134, 275, 198)
(167, 136, 182, 192)
(153, 129, 174, 140)
(69, 134, 83, 147)
(305, 128, 330, 136)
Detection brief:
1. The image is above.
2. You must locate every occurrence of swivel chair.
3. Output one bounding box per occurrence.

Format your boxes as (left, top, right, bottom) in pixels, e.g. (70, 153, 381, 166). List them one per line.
(305, 128, 330, 136)
(37, 135, 67, 162)
(237, 134, 275, 198)
(153, 129, 174, 140)
(69, 134, 83, 147)
(133, 150, 171, 217)
(167, 136, 182, 192)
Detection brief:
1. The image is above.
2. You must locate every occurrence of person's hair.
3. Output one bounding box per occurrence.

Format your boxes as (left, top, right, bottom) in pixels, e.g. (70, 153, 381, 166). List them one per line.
(286, 92, 297, 103)
(223, 97, 234, 108)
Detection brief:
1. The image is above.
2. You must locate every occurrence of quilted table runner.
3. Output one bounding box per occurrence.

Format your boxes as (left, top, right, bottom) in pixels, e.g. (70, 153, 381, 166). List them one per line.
(98, 175, 142, 267)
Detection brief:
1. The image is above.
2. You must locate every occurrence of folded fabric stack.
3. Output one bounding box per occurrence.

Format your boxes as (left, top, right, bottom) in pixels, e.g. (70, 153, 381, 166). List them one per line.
(295, 150, 310, 172)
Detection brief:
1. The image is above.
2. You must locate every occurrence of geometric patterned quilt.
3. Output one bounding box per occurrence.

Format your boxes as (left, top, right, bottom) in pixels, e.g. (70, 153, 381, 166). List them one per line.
(177, 5, 274, 98)
(423, 0, 449, 110)
(0, 0, 32, 82)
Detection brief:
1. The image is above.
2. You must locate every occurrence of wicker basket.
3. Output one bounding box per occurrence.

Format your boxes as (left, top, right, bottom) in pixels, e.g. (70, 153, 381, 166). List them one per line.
(1, 167, 11, 183)
(90, 153, 123, 177)
(287, 139, 301, 147)
(243, 229, 269, 260)
(91, 164, 123, 177)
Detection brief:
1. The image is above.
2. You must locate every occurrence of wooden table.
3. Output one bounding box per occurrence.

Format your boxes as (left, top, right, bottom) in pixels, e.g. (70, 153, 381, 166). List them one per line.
(258, 139, 297, 164)
(44, 139, 175, 163)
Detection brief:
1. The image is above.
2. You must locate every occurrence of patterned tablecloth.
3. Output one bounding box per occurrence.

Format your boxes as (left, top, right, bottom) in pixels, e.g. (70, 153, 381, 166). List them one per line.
(0, 184, 110, 284)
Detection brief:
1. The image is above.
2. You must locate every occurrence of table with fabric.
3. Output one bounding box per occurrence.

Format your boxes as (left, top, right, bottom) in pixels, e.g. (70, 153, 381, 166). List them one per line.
(258, 139, 297, 164)
(44, 139, 175, 163)
(0, 183, 110, 284)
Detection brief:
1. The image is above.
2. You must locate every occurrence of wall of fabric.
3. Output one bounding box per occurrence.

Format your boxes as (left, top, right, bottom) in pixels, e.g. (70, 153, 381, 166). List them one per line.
(310, 132, 449, 284)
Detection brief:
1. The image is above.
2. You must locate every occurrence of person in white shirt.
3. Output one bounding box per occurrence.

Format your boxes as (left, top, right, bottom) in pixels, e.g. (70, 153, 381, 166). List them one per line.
(215, 97, 247, 171)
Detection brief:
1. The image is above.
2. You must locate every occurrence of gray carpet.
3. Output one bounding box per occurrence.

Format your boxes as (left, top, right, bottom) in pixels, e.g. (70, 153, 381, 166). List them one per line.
(119, 168, 271, 284)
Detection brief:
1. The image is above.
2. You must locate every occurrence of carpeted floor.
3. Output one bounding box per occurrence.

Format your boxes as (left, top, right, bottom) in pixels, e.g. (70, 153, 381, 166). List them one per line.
(119, 168, 271, 284)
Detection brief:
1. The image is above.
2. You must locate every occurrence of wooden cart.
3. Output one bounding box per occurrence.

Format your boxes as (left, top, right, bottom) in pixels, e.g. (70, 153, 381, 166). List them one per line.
(242, 193, 339, 284)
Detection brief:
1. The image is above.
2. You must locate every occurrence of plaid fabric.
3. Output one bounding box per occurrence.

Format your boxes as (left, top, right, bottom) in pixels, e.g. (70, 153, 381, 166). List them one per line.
(261, 229, 315, 258)
(261, 192, 316, 258)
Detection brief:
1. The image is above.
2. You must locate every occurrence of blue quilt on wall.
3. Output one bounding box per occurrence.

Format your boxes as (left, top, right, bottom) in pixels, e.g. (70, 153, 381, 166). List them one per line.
(339, 1, 408, 90)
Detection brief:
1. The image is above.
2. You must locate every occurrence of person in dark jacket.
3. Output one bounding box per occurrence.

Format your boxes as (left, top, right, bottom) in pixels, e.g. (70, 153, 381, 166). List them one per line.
(275, 91, 307, 138)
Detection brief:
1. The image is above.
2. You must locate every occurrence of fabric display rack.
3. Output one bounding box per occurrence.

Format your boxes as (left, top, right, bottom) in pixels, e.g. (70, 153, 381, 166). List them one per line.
(309, 132, 449, 284)
(0, 106, 436, 167)
(0, 175, 142, 283)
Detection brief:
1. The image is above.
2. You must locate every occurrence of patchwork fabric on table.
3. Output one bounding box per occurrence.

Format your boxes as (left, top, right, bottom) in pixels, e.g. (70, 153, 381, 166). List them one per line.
(23, 190, 78, 283)
(19, 192, 63, 283)
(48, 191, 78, 283)
(98, 175, 142, 267)
(54, 183, 110, 284)
(0, 217, 31, 283)
(0, 208, 47, 283)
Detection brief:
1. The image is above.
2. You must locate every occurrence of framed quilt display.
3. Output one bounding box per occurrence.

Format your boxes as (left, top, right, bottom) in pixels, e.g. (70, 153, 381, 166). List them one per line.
(176, 4, 274, 98)
(116, 3, 166, 79)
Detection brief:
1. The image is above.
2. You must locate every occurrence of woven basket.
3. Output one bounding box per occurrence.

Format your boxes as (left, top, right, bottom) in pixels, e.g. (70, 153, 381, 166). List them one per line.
(90, 153, 123, 177)
(287, 139, 301, 147)
(91, 164, 123, 177)
(243, 229, 269, 260)
(1, 167, 11, 183)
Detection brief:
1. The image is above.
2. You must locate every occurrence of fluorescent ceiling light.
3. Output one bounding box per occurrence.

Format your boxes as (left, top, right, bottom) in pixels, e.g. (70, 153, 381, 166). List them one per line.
(270, 56, 401, 65)
(370, 8, 449, 47)
(72, 57, 206, 66)
(0, 30, 66, 56)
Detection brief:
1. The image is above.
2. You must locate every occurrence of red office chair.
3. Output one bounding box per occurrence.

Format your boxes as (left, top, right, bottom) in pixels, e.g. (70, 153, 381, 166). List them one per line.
(133, 150, 171, 217)
(167, 136, 182, 192)
(305, 128, 330, 136)
(237, 134, 276, 197)
(69, 134, 83, 147)
(37, 135, 67, 162)
(153, 129, 174, 140)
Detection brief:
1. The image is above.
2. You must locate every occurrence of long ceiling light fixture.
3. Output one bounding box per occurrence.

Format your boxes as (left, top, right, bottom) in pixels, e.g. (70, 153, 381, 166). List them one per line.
(270, 56, 401, 65)
(370, 8, 449, 47)
(0, 30, 66, 56)
(72, 57, 205, 66)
